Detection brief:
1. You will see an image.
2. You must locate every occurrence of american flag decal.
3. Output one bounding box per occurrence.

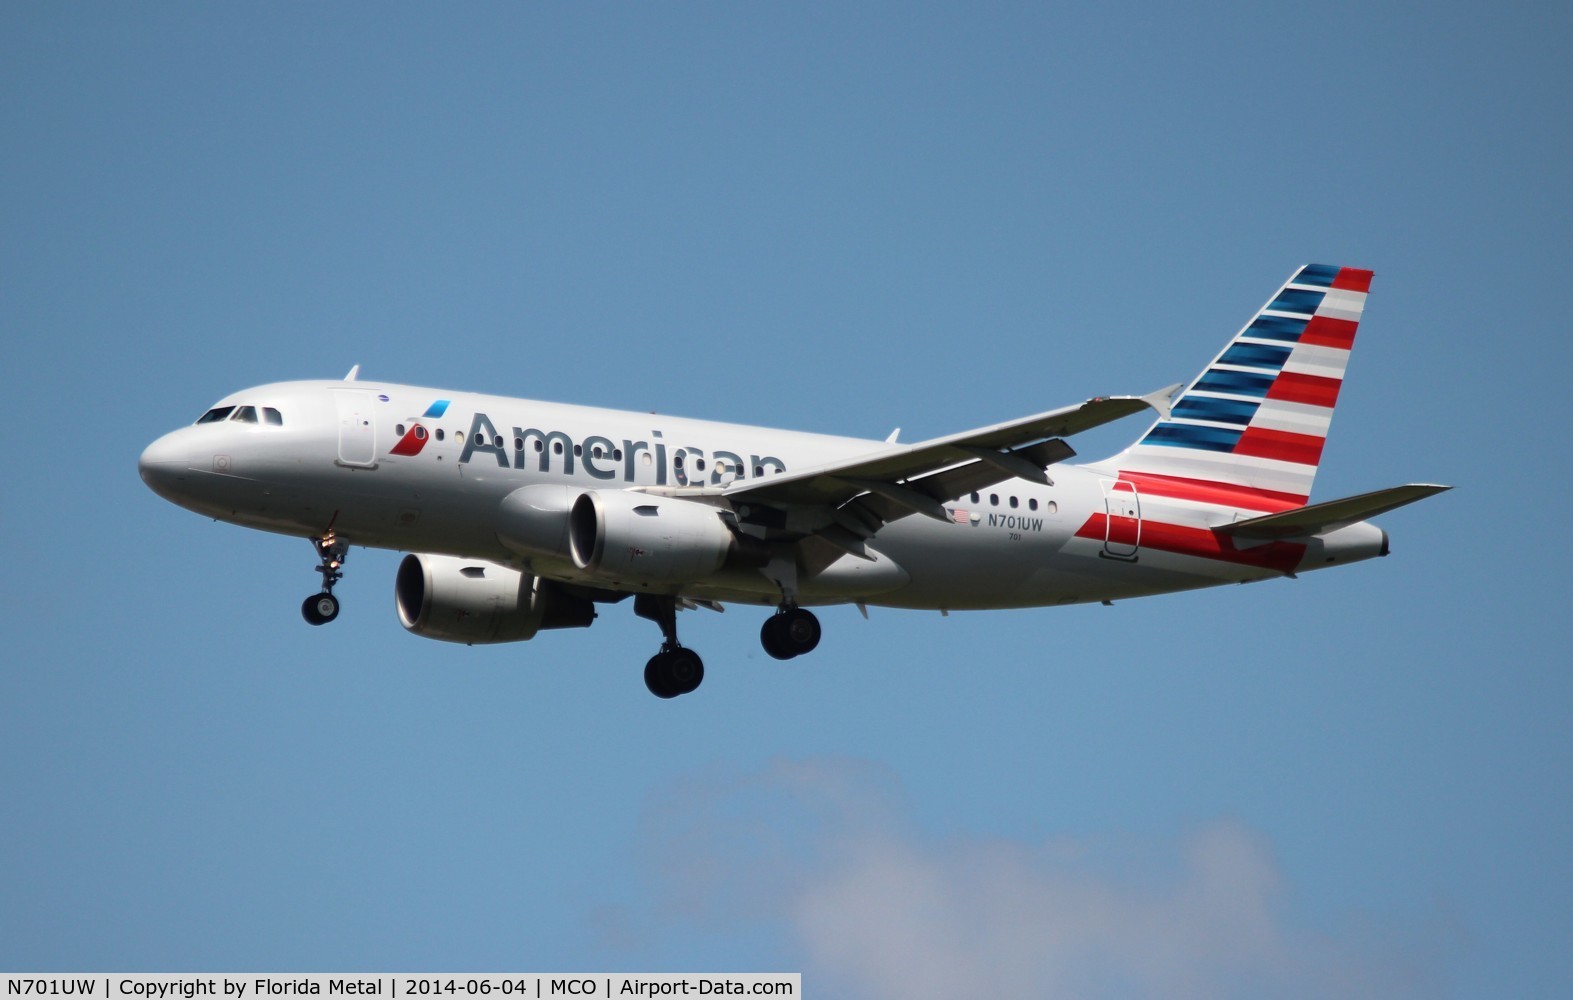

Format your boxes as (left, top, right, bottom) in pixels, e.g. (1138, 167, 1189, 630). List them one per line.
(951, 509, 972, 525)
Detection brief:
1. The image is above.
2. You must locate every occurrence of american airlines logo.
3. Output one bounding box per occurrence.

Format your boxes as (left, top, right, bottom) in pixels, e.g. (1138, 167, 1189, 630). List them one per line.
(389, 399, 450, 457)
(455, 411, 788, 487)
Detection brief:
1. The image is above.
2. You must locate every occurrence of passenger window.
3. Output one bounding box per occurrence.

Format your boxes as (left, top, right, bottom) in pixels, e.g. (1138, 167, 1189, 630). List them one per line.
(1028, 498, 1038, 511)
(435, 429, 445, 442)
(263, 407, 283, 426)
(232, 406, 258, 423)
(197, 406, 235, 424)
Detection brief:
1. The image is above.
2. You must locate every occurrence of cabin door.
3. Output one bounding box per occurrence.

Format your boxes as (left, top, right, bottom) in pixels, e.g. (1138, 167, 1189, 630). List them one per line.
(1102, 479, 1141, 559)
(334, 390, 378, 468)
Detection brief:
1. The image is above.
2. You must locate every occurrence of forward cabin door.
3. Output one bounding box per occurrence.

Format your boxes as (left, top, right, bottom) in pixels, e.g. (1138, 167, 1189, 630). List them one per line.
(334, 389, 378, 468)
(1101, 479, 1141, 559)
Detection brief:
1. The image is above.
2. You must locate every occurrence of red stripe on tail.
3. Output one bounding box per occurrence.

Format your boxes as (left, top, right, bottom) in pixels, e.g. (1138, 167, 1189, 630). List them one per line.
(1299, 315, 1358, 350)
(1234, 427, 1326, 466)
(1118, 471, 1307, 511)
(1267, 371, 1343, 408)
(1331, 268, 1374, 293)
(1075, 515, 1306, 572)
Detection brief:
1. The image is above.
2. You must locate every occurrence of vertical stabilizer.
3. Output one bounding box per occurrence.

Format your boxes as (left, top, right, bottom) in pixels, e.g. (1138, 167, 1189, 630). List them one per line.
(1096, 264, 1373, 512)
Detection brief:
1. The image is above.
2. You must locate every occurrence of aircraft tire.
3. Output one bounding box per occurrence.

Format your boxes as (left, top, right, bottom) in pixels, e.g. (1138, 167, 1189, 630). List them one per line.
(302, 592, 339, 626)
(646, 649, 704, 698)
(644, 655, 676, 698)
(762, 609, 820, 659)
(760, 616, 794, 660)
(667, 648, 704, 695)
(780, 609, 821, 656)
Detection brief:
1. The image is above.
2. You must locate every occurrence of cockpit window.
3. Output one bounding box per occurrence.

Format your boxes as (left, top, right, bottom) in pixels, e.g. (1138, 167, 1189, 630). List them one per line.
(197, 404, 283, 426)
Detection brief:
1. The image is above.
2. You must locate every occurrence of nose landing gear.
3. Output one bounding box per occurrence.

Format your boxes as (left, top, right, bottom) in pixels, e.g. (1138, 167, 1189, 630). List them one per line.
(301, 531, 348, 626)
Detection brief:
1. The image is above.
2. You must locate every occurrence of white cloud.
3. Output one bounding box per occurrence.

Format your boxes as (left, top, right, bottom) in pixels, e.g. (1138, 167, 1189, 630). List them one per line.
(636, 757, 1441, 999)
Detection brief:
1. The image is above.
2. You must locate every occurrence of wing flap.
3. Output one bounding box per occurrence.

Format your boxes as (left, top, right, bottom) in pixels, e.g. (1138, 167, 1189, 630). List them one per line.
(846, 439, 1077, 525)
(723, 390, 1170, 511)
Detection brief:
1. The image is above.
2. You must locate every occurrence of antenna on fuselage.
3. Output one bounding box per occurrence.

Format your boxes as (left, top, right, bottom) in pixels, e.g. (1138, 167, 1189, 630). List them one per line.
(343, 365, 361, 381)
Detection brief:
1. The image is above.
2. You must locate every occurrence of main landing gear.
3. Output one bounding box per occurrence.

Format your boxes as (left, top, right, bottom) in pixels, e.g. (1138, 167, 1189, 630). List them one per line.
(301, 531, 348, 626)
(761, 607, 821, 660)
(635, 595, 705, 699)
(632, 597, 822, 699)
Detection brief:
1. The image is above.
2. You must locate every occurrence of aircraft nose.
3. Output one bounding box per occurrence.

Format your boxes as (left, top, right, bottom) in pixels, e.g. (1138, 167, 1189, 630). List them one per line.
(138, 431, 190, 498)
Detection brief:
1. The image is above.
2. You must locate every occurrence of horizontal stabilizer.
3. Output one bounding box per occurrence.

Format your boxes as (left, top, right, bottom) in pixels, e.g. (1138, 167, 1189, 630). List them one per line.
(1217, 483, 1451, 540)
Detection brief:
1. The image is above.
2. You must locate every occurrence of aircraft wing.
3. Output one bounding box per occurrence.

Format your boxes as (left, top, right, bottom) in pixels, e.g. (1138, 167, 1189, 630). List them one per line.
(714, 384, 1179, 528)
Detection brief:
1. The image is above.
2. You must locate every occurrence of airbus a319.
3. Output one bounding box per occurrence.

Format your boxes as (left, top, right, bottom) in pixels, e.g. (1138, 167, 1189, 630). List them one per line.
(139, 265, 1447, 698)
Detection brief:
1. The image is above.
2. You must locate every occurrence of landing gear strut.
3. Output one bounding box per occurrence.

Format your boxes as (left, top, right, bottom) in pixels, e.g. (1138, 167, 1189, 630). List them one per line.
(635, 595, 704, 699)
(761, 607, 820, 660)
(301, 531, 348, 626)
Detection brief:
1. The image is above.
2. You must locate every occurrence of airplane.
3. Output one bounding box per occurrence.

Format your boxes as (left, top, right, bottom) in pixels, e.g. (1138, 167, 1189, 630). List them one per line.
(139, 264, 1448, 698)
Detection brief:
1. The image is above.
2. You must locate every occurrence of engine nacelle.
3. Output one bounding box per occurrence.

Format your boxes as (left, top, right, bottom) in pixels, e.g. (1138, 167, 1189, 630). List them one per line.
(568, 490, 735, 584)
(394, 553, 594, 644)
(496, 484, 579, 562)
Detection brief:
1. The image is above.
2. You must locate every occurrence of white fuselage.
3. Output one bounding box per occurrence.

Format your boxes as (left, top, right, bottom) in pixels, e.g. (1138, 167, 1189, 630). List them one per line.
(139, 379, 1387, 613)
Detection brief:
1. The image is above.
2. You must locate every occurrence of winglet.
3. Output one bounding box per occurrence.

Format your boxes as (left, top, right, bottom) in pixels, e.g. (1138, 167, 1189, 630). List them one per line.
(343, 365, 361, 382)
(1141, 382, 1183, 422)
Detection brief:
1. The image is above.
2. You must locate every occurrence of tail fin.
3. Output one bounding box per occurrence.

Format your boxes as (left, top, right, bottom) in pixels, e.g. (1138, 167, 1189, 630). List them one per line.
(1097, 264, 1374, 512)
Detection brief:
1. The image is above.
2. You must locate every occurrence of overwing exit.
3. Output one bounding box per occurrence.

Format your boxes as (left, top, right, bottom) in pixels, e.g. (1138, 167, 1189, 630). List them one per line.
(139, 265, 1448, 698)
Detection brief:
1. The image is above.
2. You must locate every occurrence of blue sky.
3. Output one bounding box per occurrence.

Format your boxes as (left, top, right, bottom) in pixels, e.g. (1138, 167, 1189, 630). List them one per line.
(2, 3, 1568, 996)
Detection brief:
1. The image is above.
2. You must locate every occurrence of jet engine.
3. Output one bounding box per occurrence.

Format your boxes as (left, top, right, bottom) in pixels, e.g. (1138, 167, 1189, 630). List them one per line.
(394, 553, 594, 644)
(568, 490, 737, 584)
(495, 484, 579, 562)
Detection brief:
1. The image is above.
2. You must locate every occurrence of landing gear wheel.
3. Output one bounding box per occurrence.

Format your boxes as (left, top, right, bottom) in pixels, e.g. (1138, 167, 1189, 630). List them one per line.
(761, 608, 820, 659)
(761, 616, 791, 660)
(644, 655, 678, 699)
(634, 595, 706, 699)
(302, 592, 339, 626)
(666, 648, 704, 695)
(644, 648, 704, 699)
